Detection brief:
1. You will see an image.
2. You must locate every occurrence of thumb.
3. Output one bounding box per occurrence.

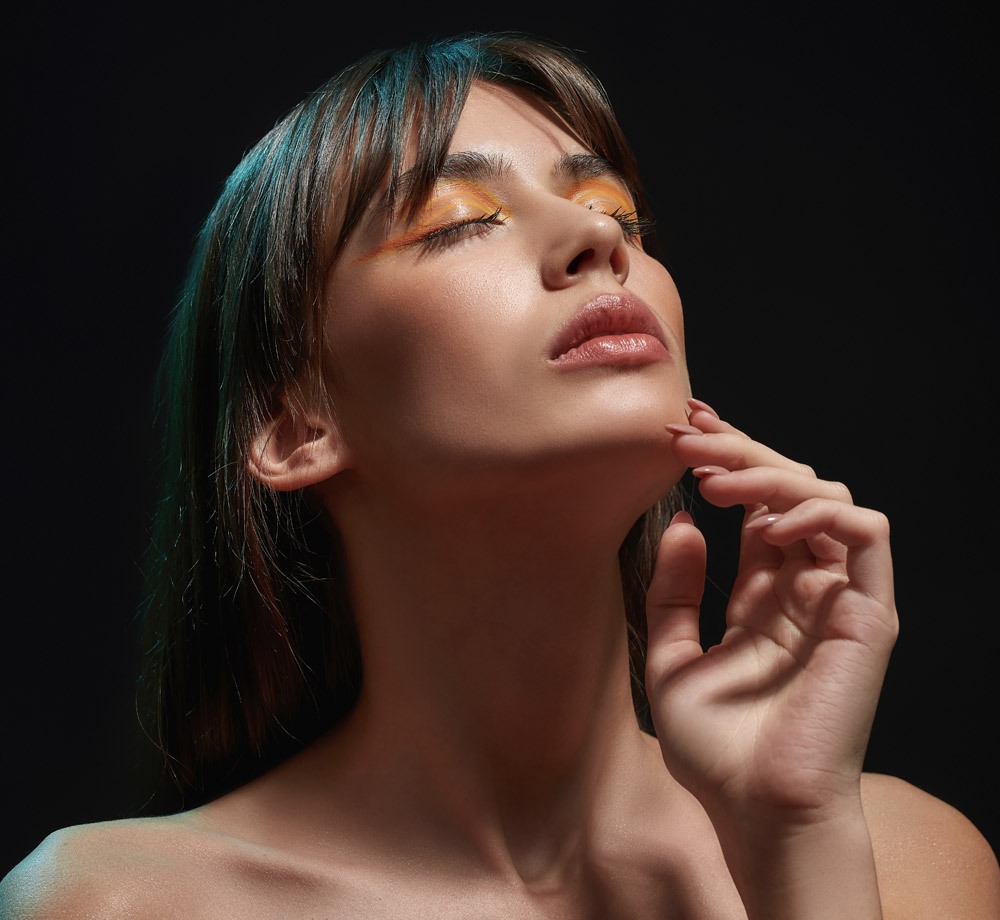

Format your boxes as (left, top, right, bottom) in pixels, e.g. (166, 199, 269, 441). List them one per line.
(645, 511, 708, 689)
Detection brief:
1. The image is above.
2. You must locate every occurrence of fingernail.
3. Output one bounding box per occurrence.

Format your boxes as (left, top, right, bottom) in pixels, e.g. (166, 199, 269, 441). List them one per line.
(687, 397, 720, 418)
(665, 423, 702, 436)
(692, 465, 729, 478)
(744, 513, 784, 531)
(670, 510, 695, 525)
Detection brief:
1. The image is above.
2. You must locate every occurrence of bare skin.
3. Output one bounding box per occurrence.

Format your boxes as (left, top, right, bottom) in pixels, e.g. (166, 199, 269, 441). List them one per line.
(4, 84, 998, 919)
(4, 751, 997, 918)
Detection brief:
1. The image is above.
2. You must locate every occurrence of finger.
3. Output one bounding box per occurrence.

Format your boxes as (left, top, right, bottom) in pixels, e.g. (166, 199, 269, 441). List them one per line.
(667, 415, 815, 479)
(691, 465, 854, 514)
(744, 499, 896, 606)
(685, 398, 785, 447)
(645, 512, 708, 686)
(689, 466, 853, 574)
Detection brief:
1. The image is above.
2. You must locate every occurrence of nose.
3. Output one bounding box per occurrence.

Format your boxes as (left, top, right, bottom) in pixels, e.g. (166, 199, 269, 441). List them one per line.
(540, 202, 631, 289)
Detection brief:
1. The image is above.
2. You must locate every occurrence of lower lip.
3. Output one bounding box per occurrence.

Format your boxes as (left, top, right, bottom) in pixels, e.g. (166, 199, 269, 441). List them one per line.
(550, 333, 669, 368)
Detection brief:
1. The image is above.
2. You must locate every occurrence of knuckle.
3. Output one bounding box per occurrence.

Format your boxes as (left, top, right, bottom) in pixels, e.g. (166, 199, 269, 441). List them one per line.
(869, 508, 891, 539)
(828, 479, 853, 503)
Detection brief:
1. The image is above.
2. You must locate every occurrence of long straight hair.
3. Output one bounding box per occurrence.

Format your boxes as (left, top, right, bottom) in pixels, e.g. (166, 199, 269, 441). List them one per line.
(140, 30, 683, 810)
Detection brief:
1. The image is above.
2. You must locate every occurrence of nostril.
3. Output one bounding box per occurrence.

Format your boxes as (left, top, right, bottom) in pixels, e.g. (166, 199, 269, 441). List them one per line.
(566, 249, 592, 275)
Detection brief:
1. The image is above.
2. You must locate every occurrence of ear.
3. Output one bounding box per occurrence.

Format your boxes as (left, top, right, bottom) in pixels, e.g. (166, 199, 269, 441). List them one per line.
(248, 399, 351, 493)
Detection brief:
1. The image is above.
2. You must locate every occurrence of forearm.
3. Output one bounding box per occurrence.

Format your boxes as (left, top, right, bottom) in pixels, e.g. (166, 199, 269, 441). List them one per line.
(711, 803, 883, 920)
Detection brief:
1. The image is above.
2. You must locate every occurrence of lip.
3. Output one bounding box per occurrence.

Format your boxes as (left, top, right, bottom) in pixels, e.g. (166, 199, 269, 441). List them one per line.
(547, 293, 670, 367)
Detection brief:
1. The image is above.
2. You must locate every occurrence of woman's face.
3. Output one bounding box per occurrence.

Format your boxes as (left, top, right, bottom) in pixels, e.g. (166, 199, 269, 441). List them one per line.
(321, 81, 691, 501)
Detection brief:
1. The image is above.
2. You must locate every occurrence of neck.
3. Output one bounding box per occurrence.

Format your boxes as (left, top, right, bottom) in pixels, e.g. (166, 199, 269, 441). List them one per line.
(318, 478, 658, 880)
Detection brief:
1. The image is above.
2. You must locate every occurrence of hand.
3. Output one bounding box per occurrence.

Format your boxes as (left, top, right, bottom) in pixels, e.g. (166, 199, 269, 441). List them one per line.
(646, 398, 899, 826)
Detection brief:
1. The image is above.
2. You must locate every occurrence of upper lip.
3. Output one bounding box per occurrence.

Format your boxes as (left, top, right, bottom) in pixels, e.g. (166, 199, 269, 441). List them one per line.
(548, 292, 668, 360)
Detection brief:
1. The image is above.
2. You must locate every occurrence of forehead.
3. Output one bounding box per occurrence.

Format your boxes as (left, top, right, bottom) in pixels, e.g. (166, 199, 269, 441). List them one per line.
(447, 82, 591, 165)
(352, 81, 627, 249)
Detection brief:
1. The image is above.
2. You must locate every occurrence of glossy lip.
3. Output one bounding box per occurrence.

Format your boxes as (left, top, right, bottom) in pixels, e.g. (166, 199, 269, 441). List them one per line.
(548, 292, 670, 365)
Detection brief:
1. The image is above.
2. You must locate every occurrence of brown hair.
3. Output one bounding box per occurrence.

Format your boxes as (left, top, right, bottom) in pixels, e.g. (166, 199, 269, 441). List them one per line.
(140, 30, 682, 810)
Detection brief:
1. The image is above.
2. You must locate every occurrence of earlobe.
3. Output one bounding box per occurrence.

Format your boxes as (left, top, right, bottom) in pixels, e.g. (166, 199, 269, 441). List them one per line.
(248, 402, 349, 493)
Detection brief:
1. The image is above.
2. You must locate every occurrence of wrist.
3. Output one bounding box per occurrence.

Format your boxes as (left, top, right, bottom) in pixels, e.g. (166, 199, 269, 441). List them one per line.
(708, 799, 883, 920)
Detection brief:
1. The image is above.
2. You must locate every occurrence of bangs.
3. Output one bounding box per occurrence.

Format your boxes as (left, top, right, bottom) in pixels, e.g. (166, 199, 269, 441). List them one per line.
(317, 40, 480, 262)
(310, 32, 651, 266)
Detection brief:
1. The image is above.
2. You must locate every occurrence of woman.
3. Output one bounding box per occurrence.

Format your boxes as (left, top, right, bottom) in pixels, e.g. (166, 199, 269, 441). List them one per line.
(2, 30, 997, 919)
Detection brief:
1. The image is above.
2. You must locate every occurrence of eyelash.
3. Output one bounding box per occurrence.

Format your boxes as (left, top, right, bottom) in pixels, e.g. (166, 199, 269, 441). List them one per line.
(416, 204, 655, 251)
(604, 207, 656, 242)
(419, 208, 505, 250)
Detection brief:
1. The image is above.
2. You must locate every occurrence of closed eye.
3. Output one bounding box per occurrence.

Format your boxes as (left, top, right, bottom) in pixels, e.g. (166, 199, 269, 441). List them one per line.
(601, 206, 656, 243)
(418, 208, 506, 251)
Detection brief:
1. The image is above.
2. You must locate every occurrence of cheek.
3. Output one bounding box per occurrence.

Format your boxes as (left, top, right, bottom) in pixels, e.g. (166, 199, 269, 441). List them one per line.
(321, 260, 536, 427)
(323, 282, 433, 433)
(633, 257, 687, 356)
(332, 247, 541, 356)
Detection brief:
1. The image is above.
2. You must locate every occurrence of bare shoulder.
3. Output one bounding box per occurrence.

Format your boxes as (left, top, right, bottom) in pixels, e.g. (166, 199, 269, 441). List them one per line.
(861, 771, 1000, 919)
(0, 815, 225, 919)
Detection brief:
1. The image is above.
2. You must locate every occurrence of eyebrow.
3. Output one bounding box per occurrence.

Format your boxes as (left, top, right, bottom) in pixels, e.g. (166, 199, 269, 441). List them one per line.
(554, 152, 631, 190)
(381, 150, 631, 220)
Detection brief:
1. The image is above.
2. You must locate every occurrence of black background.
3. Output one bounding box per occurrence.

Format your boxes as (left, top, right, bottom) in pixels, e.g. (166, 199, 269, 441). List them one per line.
(3, 0, 997, 877)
